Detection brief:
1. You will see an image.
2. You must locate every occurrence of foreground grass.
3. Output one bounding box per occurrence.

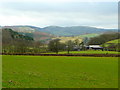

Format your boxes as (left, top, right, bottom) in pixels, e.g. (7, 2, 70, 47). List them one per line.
(2, 56, 118, 88)
(43, 50, 119, 54)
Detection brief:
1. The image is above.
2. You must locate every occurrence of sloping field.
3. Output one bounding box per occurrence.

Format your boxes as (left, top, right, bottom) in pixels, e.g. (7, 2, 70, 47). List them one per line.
(2, 56, 118, 88)
(106, 39, 120, 44)
(103, 39, 120, 47)
(78, 33, 100, 38)
(51, 33, 99, 43)
(52, 36, 82, 43)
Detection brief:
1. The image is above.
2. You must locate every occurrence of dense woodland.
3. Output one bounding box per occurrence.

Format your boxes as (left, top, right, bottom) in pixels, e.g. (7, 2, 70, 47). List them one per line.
(1, 28, 120, 54)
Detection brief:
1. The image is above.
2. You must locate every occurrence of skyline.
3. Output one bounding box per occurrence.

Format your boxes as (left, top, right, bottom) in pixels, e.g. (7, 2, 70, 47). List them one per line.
(0, 0, 118, 29)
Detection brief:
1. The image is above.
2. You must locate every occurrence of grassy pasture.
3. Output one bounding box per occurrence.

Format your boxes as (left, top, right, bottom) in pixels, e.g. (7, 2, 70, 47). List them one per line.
(52, 33, 99, 43)
(2, 56, 118, 88)
(78, 33, 100, 38)
(106, 39, 120, 44)
(103, 39, 120, 47)
(52, 36, 82, 43)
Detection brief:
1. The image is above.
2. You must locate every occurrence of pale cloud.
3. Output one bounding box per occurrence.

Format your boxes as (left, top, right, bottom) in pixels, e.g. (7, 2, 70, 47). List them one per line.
(0, 1, 118, 29)
(0, 0, 118, 3)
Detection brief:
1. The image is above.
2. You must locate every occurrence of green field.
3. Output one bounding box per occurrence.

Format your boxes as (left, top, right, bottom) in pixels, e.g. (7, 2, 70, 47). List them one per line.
(106, 39, 120, 44)
(103, 39, 120, 47)
(2, 56, 118, 88)
(43, 50, 119, 54)
(78, 33, 100, 38)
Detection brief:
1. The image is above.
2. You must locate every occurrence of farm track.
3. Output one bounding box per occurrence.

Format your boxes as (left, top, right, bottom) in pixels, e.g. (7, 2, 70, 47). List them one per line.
(1, 53, 120, 57)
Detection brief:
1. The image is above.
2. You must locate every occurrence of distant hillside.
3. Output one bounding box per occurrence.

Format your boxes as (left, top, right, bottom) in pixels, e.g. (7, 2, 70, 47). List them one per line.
(3, 26, 54, 42)
(3, 25, 118, 37)
(4, 26, 35, 33)
(2, 28, 34, 49)
(2, 28, 33, 41)
(40, 26, 117, 36)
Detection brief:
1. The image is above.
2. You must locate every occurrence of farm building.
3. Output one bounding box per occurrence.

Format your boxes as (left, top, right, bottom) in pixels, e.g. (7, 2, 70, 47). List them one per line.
(86, 45, 103, 50)
(73, 45, 103, 51)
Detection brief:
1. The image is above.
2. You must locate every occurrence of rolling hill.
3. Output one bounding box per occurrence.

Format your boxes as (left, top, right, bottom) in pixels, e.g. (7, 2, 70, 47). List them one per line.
(40, 26, 117, 36)
(3, 25, 117, 36)
(2, 28, 34, 49)
(3, 26, 54, 42)
(2, 25, 118, 43)
(2, 28, 33, 41)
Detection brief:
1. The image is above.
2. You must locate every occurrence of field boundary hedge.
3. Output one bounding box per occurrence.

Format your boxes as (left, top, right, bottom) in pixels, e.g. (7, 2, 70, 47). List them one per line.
(1, 53, 120, 57)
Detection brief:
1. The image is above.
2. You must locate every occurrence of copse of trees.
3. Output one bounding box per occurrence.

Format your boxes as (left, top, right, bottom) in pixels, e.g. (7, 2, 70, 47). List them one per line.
(66, 40, 74, 54)
(88, 32, 120, 45)
(83, 37, 89, 45)
(48, 38, 87, 54)
(48, 39, 61, 54)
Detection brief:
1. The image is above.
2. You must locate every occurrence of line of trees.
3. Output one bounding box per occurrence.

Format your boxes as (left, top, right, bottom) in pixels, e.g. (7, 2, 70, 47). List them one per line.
(48, 38, 87, 54)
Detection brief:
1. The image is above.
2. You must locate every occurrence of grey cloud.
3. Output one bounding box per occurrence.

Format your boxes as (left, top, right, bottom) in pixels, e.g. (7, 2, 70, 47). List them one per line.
(1, 2, 117, 14)
(0, 2, 118, 28)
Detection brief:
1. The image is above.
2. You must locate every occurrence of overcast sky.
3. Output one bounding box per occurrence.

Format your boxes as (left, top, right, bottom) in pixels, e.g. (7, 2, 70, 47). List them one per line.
(0, 0, 118, 29)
